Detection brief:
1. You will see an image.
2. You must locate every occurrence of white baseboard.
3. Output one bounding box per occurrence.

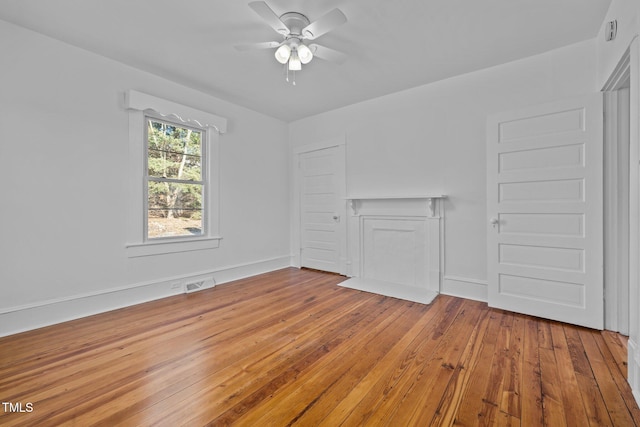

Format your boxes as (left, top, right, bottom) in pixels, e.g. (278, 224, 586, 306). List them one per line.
(0, 256, 291, 337)
(629, 339, 640, 407)
(441, 275, 488, 302)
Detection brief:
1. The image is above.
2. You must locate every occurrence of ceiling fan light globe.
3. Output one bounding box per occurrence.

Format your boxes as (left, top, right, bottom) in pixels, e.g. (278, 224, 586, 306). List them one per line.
(288, 51, 302, 71)
(274, 44, 291, 64)
(297, 44, 313, 64)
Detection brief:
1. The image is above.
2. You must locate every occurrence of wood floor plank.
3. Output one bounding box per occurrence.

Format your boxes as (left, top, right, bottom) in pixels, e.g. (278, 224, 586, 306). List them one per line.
(446, 309, 506, 426)
(283, 304, 438, 426)
(499, 312, 524, 420)
(539, 347, 568, 426)
(520, 317, 544, 427)
(574, 373, 615, 426)
(477, 310, 517, 424)
(0, 268, 638, 426)
(601, 331, 628, 378)
(3, 275, 352, 426)
(539, 320, 570, 426)
(319, 295, 461, 426)
(594, 331, 640, 425)
(547, 322, 591, 424)
(389, 300, 488, 426)
(332, 297, 469, 426)
(118, 290, 380, 426)
(578, 328, 637, 427)
(76, 279, 363, 426)
(422, 304, 492, 426)
(1, 268, 308, 368)
(564, 325, 614, 426)
(233, 301, 426, 426)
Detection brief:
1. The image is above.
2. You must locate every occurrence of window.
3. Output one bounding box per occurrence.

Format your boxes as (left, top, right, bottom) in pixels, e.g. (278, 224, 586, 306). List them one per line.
(125, 90, 227, 257)
(145, 115, 206, 240)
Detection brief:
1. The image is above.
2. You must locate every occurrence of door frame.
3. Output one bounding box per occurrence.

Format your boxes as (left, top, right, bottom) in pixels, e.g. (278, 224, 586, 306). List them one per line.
(603, 38, 640, 406)
(291, 135, 347, 274)
(603, 54, 631, 334)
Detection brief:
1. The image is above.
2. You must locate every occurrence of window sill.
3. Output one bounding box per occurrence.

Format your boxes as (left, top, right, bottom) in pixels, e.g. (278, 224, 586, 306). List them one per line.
(126, 236, 222, 258)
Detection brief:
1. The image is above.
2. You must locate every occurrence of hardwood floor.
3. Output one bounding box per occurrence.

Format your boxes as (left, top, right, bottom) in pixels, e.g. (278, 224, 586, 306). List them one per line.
(1, 267, 639, 426)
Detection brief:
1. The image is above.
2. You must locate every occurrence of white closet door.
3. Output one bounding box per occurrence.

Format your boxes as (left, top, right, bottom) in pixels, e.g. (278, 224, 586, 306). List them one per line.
(487, 93, 603, 329)
(299, 146, 345, 274)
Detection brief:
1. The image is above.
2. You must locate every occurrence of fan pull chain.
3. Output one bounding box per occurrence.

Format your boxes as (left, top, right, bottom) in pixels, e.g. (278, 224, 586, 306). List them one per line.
(283, 63, 296, 85)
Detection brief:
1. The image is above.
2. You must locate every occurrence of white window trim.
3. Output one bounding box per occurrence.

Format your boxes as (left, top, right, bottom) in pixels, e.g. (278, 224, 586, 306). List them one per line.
(124, 90, 227, 257)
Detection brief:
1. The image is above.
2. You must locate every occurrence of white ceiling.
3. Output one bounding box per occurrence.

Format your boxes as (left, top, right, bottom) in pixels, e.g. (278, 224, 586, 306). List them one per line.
(0, 0, 611, 122)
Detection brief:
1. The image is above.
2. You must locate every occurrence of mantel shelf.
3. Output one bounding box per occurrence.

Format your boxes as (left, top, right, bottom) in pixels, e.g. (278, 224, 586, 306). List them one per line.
(345, 195, 447, 200)
(345, 195, 447, 217)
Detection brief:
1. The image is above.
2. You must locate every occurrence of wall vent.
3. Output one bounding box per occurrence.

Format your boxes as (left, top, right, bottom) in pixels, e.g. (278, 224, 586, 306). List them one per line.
(184, 277, 216, 294)
(185, 281, 204, 292)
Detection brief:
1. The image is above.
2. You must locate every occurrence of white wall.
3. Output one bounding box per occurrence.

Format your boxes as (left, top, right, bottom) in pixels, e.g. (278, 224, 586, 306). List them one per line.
(0, 20, 291, 336)
(290, 39, 599, 299)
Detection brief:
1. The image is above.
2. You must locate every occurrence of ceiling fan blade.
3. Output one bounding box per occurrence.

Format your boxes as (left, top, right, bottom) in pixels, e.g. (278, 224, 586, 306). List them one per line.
(301, 9, 347, 40)
(309, 44, 347, 64)
(235, 41, 281, 51)
(248, 1, 289, 35)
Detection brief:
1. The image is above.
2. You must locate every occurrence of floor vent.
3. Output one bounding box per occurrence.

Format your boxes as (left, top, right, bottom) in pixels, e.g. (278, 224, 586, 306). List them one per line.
(185, 281, 204, 293)
(184, 277, 215, 294)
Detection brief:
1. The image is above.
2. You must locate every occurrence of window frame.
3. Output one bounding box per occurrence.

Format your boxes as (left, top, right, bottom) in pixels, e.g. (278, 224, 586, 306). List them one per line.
(144, 113, 208, 242)
(125, 90, 226, 258)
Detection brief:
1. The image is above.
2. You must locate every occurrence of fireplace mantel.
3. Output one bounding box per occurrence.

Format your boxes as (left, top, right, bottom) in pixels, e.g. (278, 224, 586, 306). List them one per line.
(341, 195, 446, 304)
(346, 195, 446, 217)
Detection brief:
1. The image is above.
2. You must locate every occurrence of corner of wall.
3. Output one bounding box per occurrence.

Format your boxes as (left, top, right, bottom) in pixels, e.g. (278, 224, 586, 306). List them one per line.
(441, 276, 488, 302)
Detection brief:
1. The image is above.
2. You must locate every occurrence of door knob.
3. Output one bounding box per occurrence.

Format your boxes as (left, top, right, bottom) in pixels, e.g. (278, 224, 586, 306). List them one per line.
(332, 215, 340, 222)
(490, 217, 499, 228)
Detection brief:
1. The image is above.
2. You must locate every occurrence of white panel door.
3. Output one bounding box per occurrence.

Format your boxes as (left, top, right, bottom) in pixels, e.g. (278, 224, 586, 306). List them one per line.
(487, 93, 603, 329)
(299, 146, 345, 274)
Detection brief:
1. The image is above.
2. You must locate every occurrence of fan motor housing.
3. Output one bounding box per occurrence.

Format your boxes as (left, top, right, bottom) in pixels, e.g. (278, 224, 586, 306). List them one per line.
(279, 12, 310, 35)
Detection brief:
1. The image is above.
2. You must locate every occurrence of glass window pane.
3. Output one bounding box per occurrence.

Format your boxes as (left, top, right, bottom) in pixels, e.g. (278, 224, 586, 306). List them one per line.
(147, 182, 204, 239)
(148, 150, 202, 180)
(147, 119, 202, 180)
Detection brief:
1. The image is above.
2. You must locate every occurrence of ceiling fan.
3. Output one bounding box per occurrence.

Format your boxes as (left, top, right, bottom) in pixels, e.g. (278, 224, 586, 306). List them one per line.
(236, 1, 348, 84)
